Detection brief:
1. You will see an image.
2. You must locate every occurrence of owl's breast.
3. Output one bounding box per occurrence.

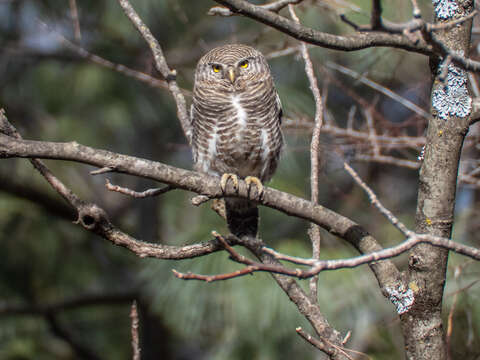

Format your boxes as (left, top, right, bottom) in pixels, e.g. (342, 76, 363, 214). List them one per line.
(192, 81, 282, 181)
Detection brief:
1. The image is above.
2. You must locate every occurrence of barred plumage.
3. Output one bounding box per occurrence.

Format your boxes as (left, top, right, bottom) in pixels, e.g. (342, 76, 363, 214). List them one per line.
(191, 44, 283, 238)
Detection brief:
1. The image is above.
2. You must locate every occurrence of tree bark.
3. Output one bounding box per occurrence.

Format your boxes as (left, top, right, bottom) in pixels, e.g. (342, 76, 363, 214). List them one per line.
(402, 1, 474, 359)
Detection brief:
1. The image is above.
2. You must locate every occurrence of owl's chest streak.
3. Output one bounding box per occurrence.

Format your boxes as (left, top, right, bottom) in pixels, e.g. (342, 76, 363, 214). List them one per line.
(209, 95, 267, 176)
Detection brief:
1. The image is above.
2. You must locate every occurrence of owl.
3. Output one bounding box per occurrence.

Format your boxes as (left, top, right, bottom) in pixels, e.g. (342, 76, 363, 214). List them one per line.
(191, 44, 283, 238)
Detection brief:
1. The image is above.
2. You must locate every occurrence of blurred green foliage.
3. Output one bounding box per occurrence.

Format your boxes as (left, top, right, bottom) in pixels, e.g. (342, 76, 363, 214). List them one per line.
(1, 0, 480, 359)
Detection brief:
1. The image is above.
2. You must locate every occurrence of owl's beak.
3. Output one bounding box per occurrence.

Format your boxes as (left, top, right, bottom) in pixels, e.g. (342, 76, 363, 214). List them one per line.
(227, 68, 236, 84)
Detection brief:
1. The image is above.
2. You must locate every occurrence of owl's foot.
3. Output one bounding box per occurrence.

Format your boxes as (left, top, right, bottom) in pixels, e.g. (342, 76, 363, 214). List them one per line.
(245, 176, 264, 200)
(220, 173, 239, 193)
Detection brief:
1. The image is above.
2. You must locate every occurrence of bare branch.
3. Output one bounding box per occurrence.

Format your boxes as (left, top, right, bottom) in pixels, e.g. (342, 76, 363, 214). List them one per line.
(343, 162, 412, 236)
(68, 0, 82, 41)
(295, 327, 329, 353)
(0, 130, 391, 258)
(355, 154, 420, 170)
(90, 167, 114, 175)
(37, 22, 194, 96)
(364, 108, 380, 156)
(325, 61, 431, 120)
(0, 110, 83, 210)
(263, 234, 480, 271)
(212, 0, 431, 53)
(208, 0, 304, 16)
(284, 119, 425, 149)
(296, 327, 363, 360)
(0, 109, 403, 309)
(0, 111, 233, 261)
(105, 179, 175, 198)
(116, 0, 191, 144)
(130, 301, 141, 360)
(288, 4, 323, 301)
(173, 266, 259, 282)
(210, 0, 480, 75)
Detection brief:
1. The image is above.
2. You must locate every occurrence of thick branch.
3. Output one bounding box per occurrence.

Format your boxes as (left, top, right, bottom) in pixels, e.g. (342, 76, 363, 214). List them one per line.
(212, 0, 431, 53)
(0, 132, 404, 294)
(0, 135, 379, 247)
(0, 111, 228, 260)
(403, 2, 475, 359)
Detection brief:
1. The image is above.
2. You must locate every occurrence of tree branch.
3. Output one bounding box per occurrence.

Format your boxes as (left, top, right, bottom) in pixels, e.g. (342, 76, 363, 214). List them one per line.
(0, 131, 387, 256)
(208, 0, 304, 16)
(116, 0, 191, 144)
(212, 0, 431, 53)
(130, 301, 141, 360)
(288, 3, 323, 301)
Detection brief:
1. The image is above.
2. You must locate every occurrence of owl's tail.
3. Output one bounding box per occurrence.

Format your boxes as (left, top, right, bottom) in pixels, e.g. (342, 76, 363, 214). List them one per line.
(225, 198, 258, 238)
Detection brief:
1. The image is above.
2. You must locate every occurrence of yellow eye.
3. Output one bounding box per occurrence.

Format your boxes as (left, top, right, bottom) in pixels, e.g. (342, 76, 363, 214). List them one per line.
(212, 64, 221, 73)
(239, 60, 249, 68)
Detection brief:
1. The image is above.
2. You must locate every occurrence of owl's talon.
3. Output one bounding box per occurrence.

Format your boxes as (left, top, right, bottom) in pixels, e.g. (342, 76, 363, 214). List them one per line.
(245, 176, 264, 200)
(220, 173, 239, 193)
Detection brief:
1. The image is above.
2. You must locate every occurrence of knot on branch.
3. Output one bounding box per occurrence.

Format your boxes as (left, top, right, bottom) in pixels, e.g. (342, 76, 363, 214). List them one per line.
(76, 203, 110, 231)
(166, 69, 177, 82)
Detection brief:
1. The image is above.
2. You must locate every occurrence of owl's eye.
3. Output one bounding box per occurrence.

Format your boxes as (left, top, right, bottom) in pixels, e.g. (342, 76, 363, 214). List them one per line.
(239, 60, 249, 69)
(212, 64, 222, 73)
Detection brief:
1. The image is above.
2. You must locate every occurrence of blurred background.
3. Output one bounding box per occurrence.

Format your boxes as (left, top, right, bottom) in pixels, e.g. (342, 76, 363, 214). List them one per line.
(1, 0, 480, 359)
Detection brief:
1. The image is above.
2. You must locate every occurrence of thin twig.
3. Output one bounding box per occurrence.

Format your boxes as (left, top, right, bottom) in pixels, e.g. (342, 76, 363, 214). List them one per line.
(172, 266, 258, 282)
(173, 227, 480, 281)
(105, 179, 175, 198)
(343, 162, 412, 236)
(426, 10, 477, 31)
(265, 232, 480, 272)
(116, 0, 191, 144)
(208, 0, 304, 16)
(284, 118, 426, 149)
(0, 110, 83, 209)
(38, 22, 193, 95)
(289, 4, 323, 301)
(355, 154, 420, 170)
(68, 0, 82, 41)
(266, 45, 303, 59)
(130, 301, 141, 360)
(295, 327, 328, 352)
(90, 167, 114, 175)
(325, 61, 431, 120)
(364, 108, 380, 156)
(296, 327, 368, 360)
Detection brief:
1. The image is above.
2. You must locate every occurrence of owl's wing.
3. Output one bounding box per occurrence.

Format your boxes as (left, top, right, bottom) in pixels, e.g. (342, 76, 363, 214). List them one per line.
(275, 92, 283, 125)
(189, 103, 195, 125)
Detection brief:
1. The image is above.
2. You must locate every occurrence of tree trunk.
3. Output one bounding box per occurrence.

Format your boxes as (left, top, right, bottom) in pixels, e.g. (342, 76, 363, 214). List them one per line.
(402, 1, 474, 358)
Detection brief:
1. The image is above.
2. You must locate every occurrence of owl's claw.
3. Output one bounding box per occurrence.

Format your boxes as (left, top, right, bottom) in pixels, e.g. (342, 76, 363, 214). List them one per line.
(245, 176, 264, 200)
(220, 173, 239, 193)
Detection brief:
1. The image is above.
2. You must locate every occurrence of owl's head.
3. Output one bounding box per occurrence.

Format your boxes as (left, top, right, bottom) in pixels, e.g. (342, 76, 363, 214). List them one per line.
(194, 44, 271, 89)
